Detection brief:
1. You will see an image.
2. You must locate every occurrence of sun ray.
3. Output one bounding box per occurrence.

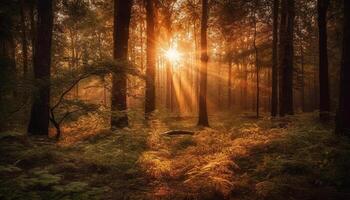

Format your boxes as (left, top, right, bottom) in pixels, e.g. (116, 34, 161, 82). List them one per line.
(164, 48, 181, 63)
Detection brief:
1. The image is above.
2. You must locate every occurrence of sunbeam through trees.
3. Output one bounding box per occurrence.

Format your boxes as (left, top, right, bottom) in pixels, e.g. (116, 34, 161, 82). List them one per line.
(0, 0, 350, 199)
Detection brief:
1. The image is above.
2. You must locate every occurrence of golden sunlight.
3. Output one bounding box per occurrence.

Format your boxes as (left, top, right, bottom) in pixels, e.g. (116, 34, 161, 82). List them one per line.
(165, 48, 181, 62)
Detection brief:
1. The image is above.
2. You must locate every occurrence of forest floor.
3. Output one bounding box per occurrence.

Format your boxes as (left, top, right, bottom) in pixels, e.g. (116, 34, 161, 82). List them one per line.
(1, 113, 350, 200)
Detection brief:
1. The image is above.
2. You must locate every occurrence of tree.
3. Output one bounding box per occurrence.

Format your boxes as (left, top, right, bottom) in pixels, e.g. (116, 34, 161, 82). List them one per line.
(271, 0, 279, 117)
(27, 0, 54, 135)
(317, 0, 330, 121)
(145, 0, 156, 118)
(227, 56, 232, 109)
(300, 41, 306, 112)
(278, 0, 295, 117)
(253, 1, 260, 118)
(197, 0, 209, 127)
(0, 1, 17, 132)
(29, 0, 36, 61)
(111, 0, 133, 129)
(20, 0, 28, 77)
(336, 0, 350, 135)
(48, 60, 136, 140)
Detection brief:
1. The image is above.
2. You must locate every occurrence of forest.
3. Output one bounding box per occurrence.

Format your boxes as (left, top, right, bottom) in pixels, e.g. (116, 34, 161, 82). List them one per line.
(1, 0, 350, 199)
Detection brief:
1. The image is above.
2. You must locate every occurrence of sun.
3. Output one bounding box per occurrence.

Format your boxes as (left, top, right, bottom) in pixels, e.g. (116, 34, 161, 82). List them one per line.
(165, 48, 181, 62)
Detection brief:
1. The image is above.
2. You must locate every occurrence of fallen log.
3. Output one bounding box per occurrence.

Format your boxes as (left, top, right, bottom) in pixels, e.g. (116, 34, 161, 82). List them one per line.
(163, 130, 195, 136)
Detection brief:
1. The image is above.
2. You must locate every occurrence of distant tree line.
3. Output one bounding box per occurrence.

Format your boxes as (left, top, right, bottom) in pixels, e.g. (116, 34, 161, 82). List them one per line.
(0, 0, 349, 137)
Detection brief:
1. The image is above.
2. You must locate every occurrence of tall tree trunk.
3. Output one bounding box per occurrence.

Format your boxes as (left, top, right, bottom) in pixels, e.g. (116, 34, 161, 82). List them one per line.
(253, 5, 259, 118)
(255, 40, 260, 118)
(111, 0, 133, 129)
(194, 22, 200, 113)
(271, 0, 279, 117)
(28, 0, 54, 135)
(266, 69, 271, 111)
(217, 58, 222, 110)
(140, 3, 144, 70)
(20, 0, 28, 77)
(166, 61, 173, 110)
(278, 0, 295, 117)
(29, 1, 36, 64)
(336, 0, 350, 135)
(243, 58, 248, 110)
(145, 0, 156, 118)
(197, 0, 209, 126)
(300, 43, 306, 112)
(278, 6, 285, 118)
(317, 0, 330, 121)
(0, 6, 17, 132)
(227, 59, 232, 109)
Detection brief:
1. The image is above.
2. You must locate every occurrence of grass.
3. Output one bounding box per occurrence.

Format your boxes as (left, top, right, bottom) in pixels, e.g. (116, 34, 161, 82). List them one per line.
(1, 113, 350, 199)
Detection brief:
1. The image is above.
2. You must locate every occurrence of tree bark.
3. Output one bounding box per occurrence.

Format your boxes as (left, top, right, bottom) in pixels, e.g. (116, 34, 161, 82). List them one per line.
(197, 0, 209, 127)
(317, 0, 330, 121)
(29, 1, 36, 64)
(271, 0, 279, 117)
(227, 59, 232, 109)
(145, 0, 156, 118)
(241, 58, 248, 110)
(300, 43, 306, 112)
(278, 0, 295, 117)
(0, 6, 17, 132)
(111, 0, 133, 129)
(336, 0, 350, 135)
(20, 0, 28, 77)
(27, 0, 54, 135)
(253, 5, 259, 118)
(217, 57, 222, 110)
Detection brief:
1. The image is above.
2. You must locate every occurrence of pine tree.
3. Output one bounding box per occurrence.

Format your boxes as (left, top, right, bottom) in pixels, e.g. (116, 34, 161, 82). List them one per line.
(278, 0, 295, 116)
(27, 0, 54, 135)
(145, 0, 156, 118)
(336, 0, 350, 135)
(271, 0, 279, 117)
(317, 0, 330, 121)
(197, 0, 209, 126)
(110, 0, 133, 129)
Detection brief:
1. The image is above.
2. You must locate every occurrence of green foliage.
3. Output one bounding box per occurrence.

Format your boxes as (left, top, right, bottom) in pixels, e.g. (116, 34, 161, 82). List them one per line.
(0, 131, 24, 140)
(48, 59, 143, 135)
(1, 113, 350, 199)
(257, 155, 312, 176)
(0, 130, 143, 199)
(52, 181, 88, 193)
(172, 135, 196, 151)
(17, 147, 64, 169)
(246, 114, 350, 199)
(17, 170, 62, 189)
(52, 59, 141, 86)
(0, 170, 106, 200)
(78, 131, 147, 174)
(49, 59, 141, 102)
(0, 165, 22, 173)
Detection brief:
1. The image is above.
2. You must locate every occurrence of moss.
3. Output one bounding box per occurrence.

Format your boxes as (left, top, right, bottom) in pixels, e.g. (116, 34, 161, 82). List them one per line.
(17, 147, 65, 169)
(52, 181, 88, 193)
(17, 170, 62, 189)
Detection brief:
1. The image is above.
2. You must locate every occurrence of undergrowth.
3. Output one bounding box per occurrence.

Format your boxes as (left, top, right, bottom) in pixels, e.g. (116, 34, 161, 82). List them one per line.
(1, 113, 349, 199)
